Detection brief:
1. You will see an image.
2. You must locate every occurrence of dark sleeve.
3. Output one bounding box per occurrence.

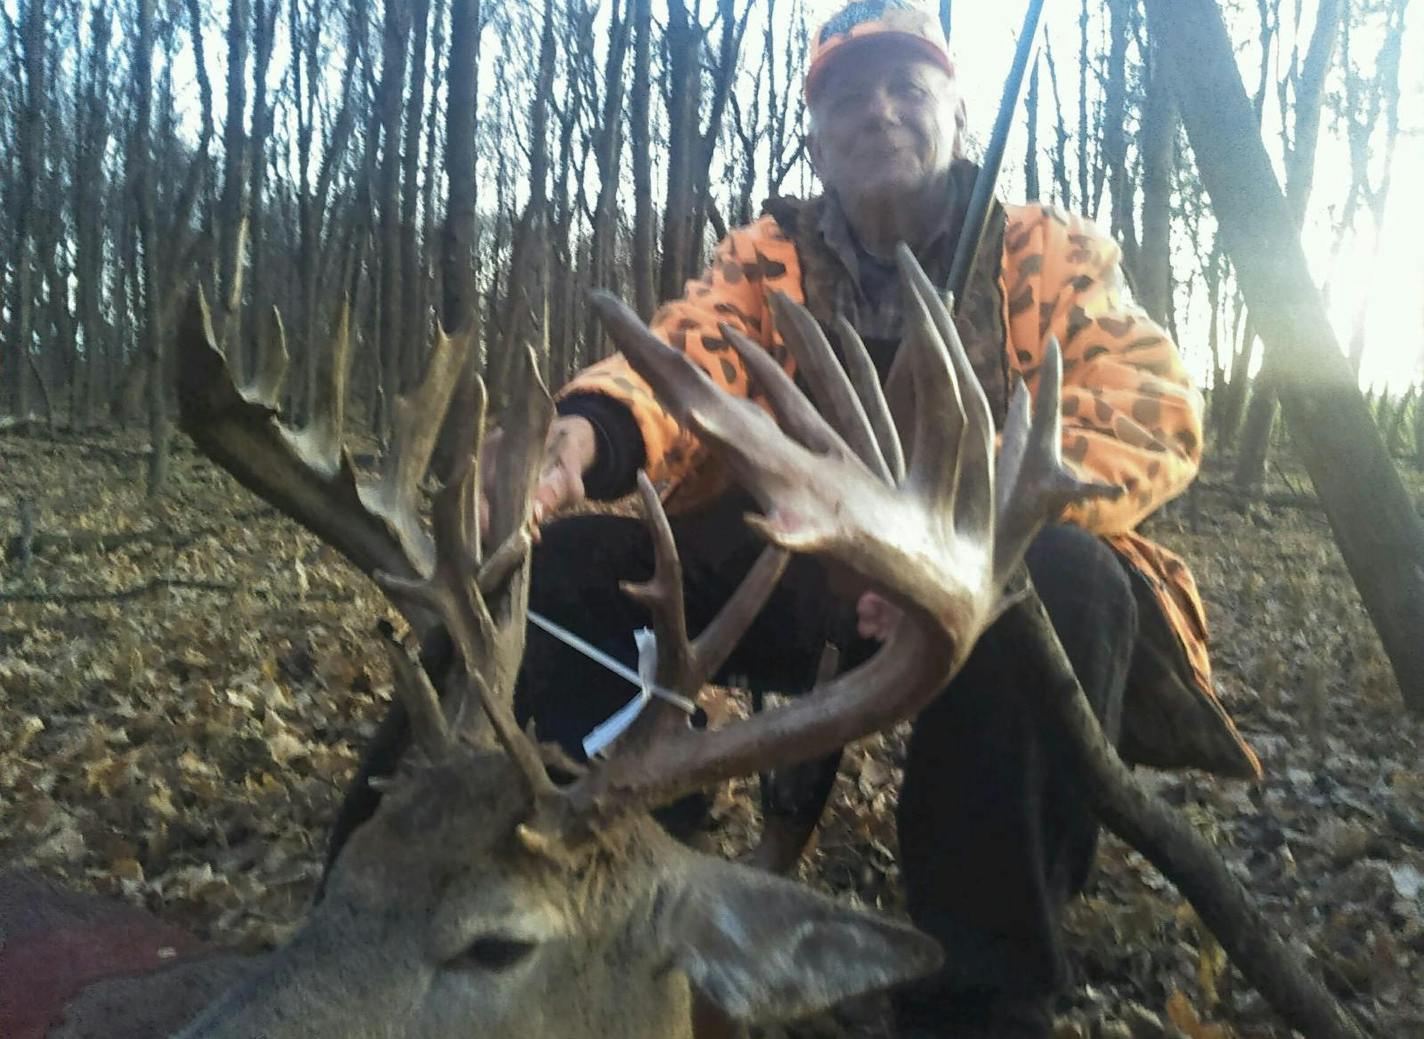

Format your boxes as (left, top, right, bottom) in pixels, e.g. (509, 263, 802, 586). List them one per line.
(555, 392, 646, 501)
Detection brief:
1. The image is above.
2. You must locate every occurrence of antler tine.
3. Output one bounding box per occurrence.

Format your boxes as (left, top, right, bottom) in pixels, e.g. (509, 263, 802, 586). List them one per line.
(464, 346, 557, 793)
(767, 292, 893, 484)
(381, 343, 551, 680)
(898, 282, 969, 514)
(484, 346, 555, 684)
(719, 323, 851, 461)
(300, 300, 351, 471)
(617, 472, 695, 748)
(995, 376, 1032, 521)
(249, 306, 289, 407)
(363, 325, 471, 574)
(991, 338, 1122, 583)
(378, 620, 453, 758)
(177, 288, 437, 634)
(490, 346, 556, 554)
(687, 543, 790, 688)
(895, 246, 996, 540)
(832, 314, 906, 483)
(377, 353, 558, 796)
(618, 473, 792, 753)
(553, 616, 961, 832)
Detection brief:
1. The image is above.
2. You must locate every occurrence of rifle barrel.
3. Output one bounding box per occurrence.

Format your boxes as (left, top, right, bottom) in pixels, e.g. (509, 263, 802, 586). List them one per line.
(946, 0, 1051, 310)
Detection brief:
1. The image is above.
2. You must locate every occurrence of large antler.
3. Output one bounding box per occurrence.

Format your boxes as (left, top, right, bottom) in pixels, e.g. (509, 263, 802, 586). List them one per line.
(178, 292, 457, 635)
(517, 246, 1119, 838)
(177, 292, 553, 754)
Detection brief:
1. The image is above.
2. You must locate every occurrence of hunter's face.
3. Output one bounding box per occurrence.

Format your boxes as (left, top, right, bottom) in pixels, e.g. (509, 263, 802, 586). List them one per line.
(809, 39, 962, 206)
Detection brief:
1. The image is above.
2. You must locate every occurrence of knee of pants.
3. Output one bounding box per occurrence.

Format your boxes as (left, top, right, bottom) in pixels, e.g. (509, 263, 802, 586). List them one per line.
(1024, 524, 1137, 640)
(1022, 523, 1136, 735)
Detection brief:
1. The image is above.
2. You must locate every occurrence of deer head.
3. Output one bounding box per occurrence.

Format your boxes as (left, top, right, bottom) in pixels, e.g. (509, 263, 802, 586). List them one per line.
(170, 247, 1111, 1039)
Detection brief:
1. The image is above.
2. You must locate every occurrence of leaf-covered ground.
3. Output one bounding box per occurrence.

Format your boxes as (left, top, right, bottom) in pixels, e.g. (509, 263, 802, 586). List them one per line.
(2, 429, 1423, 1038)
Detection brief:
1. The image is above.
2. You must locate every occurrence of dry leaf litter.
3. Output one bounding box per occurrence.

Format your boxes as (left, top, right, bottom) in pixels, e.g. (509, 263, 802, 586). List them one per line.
(2, 430, 1422, 1038)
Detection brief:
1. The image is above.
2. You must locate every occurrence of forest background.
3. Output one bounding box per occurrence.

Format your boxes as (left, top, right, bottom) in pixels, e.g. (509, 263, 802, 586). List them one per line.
(0, 0, 1419, 476)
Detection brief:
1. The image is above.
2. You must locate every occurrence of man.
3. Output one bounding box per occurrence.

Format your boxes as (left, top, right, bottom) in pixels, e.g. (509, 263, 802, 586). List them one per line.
(359, 2, 1260, 1035)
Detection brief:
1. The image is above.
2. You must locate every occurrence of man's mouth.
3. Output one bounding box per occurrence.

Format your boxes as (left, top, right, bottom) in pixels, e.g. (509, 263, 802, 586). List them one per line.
(862, 138, 908, 156)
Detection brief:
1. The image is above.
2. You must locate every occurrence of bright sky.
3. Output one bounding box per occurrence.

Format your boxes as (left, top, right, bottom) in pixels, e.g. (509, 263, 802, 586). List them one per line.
(799, 0, 1423, 391)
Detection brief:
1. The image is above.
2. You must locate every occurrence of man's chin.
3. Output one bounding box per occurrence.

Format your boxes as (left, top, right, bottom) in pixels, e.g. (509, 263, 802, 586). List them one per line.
(845, 172, 930, 205)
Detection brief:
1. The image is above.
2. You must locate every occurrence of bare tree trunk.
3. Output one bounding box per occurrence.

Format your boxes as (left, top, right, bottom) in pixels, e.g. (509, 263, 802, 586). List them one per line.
(1044, 38, 1072, 209)
(245, 0, 278, 373)
(1218, 302, 1257, 447)
(131, 0, 169, 495)
(629, 0, 655, 318)
(297, 0, 361, 418)
(424, 0, 481, 481)
(376, 0, 412, 424)
(483, 141, 511, 371)
(1234, 372, 1278, 486)
(1286, 0, 1344, 223)
(1136, 34, 1176, 325)
(7, 0, 47, 419)
(1233, 0, 1343, 489)
(1076, 0, 1091, 217)
(1103, 0, 1138, 269)
(587, 0, 632, 352)
(1147, 0, 1424, 712)
(1385, 386, 1416, 457)
(400, 0, 433, 388)
(547, 55, 581, 385)
(1024, 59, 1041, 202)
(1205, 249, 1227, 436)
(1415, 383, 1424, 471)
(440, 0, 481, 337)
(292, 0, 316, 398)
(38, 166, 73, 422)
(74, 6, 112, 429)
(687, 0, 748, 269)
(215, 0, 250, 371)
(494, 0, 556, 391)
(418, 0, 448, 325)
(1215, 0, 1280, 452)
(659, 0, 701, 301)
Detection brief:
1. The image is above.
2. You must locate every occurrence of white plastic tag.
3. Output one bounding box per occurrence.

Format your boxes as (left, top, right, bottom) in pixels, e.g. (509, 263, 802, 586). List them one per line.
(582, 628, 659, 759)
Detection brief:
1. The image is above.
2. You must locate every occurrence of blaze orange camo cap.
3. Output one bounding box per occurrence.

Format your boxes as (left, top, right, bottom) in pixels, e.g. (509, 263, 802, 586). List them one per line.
(806, 1, 956, 102)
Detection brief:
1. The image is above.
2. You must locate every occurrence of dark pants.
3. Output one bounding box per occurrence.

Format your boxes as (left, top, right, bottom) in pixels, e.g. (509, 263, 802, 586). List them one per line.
(518, 494, 1136, 1027)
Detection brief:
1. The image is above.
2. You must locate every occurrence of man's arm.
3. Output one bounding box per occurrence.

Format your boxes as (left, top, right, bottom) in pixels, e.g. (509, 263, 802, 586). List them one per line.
(1005, 207, 1203, 534)
(556, 217, 794, 497)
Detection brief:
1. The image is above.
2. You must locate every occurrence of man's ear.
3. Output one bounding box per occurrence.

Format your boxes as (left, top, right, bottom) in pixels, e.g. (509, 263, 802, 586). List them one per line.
(953, 95, 968, 158)
(649, 853, 942, 1025)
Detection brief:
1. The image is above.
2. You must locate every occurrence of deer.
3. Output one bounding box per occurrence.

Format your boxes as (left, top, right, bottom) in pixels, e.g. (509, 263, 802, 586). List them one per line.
(6, 247, 1109, 1038)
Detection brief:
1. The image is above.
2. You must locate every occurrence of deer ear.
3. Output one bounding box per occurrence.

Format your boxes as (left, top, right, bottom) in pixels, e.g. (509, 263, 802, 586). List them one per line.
(652, 854, 943, 1025)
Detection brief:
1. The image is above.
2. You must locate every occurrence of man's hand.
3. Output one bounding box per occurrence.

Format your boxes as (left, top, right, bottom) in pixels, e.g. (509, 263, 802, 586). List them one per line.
(478, 415, 598, 541)
(855, 591, 903, 642)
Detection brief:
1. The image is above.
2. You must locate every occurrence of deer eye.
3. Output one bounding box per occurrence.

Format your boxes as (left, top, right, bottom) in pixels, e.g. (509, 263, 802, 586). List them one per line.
(454, 934, 538, 971)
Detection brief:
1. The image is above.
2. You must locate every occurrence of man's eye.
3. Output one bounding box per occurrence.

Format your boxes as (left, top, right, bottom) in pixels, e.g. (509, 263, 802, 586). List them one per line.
(894, 80, 928, 100)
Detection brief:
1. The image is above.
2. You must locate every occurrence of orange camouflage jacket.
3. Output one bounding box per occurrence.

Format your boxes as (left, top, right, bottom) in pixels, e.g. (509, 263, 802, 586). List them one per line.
(560, 201, 1260, 780)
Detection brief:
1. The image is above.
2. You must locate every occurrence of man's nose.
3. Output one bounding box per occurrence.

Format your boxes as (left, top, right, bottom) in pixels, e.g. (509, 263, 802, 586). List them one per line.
(861, 84, 901, 124)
